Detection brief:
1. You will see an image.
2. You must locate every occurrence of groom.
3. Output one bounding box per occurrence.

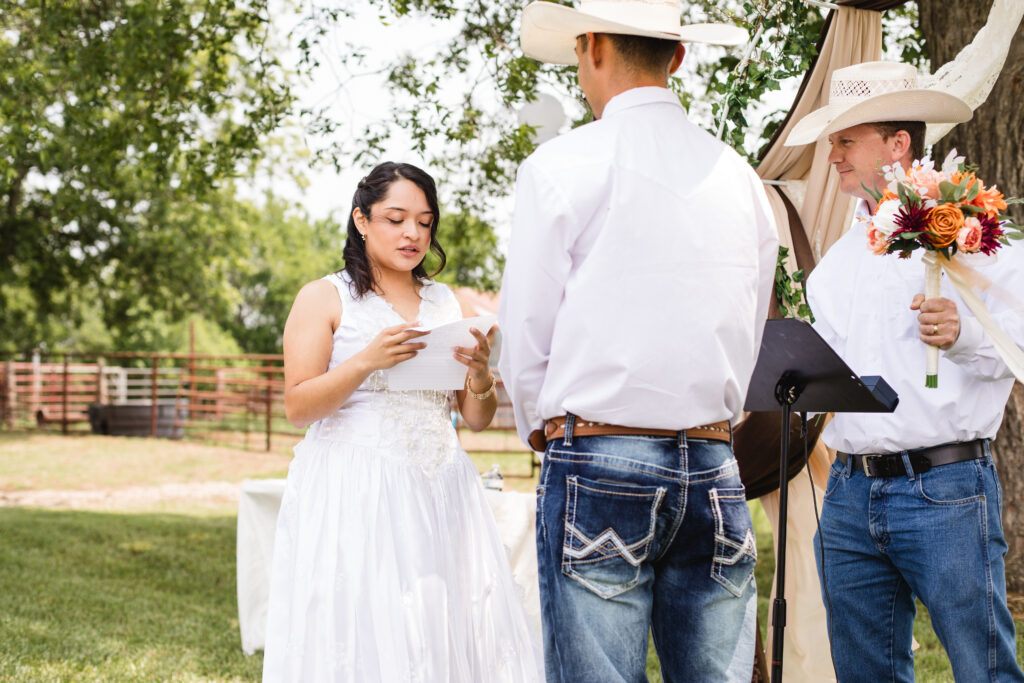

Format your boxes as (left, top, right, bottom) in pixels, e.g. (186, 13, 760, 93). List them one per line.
(498, 1, 778, 680)
(784, 60, 1024, 682)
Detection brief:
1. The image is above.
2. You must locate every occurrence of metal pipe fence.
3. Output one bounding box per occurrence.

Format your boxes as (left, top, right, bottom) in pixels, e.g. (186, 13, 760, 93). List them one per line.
(0, 351, 534, 473)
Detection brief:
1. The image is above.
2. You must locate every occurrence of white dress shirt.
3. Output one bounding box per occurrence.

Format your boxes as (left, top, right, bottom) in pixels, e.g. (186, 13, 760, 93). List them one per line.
(808, 199, 1024, 454)
(498, 87, 779, 446)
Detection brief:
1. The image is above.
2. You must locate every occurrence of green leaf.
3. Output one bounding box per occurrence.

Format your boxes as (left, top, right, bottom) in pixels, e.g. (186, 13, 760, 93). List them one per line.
(938, 181, 958, 203)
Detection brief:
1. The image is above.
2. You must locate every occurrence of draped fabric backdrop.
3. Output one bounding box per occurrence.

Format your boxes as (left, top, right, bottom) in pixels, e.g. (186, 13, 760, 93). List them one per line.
(751, 9, 884, 680)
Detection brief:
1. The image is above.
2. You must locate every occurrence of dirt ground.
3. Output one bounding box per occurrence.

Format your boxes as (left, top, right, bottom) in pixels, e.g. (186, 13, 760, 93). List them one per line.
(0, 432, 292, 511)
(0, 480, 246, 510)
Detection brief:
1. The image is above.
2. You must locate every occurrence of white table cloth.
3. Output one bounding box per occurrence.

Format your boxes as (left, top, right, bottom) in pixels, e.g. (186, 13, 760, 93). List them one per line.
(237, 478, 540, 655)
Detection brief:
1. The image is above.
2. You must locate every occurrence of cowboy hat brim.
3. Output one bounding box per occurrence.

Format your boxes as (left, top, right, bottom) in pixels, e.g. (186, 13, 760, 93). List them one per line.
(784, 89, 973, 147)
(520, 2, 748, 66)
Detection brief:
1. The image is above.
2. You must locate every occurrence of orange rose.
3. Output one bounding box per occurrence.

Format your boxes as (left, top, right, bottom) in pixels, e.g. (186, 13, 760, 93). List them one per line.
(971, 184, 1007, 217)
(926, 203, 964, 248)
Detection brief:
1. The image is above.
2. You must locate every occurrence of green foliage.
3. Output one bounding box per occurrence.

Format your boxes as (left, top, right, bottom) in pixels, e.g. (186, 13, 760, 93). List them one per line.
(882, 2, 927, 69)
(0, 1, 293, 351)
(297, 1, 565, 216)
(298, 0, 827, 188)
(219, 196, 345, 354)
(427, 212, 505, 292)
(775, 246, 813, 322)
(696, 1, 826, 161)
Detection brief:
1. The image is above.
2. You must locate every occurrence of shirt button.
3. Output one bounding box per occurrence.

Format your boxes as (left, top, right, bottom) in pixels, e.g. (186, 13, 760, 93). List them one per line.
(871, 439, 878, 446)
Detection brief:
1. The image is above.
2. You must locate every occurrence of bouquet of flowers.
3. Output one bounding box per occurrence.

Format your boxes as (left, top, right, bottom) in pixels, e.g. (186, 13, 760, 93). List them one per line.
(864, 149, 1023, 387)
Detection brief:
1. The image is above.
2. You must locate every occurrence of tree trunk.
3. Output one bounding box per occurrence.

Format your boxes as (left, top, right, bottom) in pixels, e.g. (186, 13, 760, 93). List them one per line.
(919, 1, 1024, 592)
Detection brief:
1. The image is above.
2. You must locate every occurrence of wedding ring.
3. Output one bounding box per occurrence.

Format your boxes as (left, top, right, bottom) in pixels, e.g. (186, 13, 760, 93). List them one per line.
(932, 324, 939, 335)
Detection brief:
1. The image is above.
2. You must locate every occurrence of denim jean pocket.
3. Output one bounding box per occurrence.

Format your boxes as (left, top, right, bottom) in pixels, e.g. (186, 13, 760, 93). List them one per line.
(824, 458, 845, 499)
(918, 459, 985, 505)
(710, 487, 757, 597)
(561, 475, 666, 600)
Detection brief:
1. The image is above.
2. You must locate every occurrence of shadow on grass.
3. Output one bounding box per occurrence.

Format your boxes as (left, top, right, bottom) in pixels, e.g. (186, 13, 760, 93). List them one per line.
(0, 508, 261, 681)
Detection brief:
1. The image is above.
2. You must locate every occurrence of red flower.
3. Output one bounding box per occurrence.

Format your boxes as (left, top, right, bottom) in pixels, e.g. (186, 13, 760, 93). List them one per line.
(890, 203, 932, 247)
(978, 214, 1004, 256)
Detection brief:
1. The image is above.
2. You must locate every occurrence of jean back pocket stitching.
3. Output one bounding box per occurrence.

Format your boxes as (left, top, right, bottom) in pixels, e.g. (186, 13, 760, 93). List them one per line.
(561, 478, 666, 599)
(709, 488, 757, 596)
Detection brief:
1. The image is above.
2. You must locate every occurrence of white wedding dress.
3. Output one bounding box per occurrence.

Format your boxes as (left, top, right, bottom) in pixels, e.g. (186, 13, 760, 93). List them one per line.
(262, 271, 540, 682)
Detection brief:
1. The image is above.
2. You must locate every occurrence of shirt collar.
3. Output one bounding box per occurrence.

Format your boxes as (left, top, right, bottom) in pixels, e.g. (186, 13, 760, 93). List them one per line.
(854, 198, 871, 221)
(601, 87, 683, 119)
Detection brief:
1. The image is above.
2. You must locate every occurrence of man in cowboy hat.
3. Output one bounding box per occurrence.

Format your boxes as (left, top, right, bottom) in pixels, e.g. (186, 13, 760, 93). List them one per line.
(785, 60, 1024, 681)
(498, 1, 778, 680)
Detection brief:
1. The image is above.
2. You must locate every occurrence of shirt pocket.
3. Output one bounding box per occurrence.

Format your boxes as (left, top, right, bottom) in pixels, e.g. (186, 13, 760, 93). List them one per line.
(561, 475, 666, 600)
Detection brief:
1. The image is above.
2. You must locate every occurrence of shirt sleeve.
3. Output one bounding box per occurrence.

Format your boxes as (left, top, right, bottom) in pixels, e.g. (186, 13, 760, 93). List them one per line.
(752, 178, 780, 358)
(942, 250, 1024, 381)
(497, 159, 581, 448)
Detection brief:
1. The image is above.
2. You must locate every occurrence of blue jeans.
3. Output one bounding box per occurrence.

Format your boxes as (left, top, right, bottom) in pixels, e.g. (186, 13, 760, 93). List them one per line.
(815, 444, 1024, 682)
(535, 416, 757, 682)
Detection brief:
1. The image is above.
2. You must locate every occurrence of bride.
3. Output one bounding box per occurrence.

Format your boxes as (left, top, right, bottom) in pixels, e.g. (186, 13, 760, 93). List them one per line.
(262, 161, 540, 682)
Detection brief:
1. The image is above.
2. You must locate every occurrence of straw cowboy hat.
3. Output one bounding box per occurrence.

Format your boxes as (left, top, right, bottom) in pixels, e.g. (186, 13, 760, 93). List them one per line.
(520, 0, 748, 66)
(785, 60, 972, 146)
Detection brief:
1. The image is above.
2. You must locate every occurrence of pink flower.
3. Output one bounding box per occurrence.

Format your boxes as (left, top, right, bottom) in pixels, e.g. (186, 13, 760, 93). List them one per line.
(956, 217, 982, 253)
(866, 226, 889, 255)
(909, 167, 945, 200)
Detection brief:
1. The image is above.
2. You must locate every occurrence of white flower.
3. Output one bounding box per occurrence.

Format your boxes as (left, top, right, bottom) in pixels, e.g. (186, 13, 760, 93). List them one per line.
(884, 161, 908, 185)
(909, 155, 935, 173)
(941, 148, 965, 175)
(872, 198, 902, 237)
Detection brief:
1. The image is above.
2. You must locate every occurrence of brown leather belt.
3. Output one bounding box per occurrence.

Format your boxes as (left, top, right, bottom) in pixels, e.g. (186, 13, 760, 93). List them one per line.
(528, 415, 731, 452)
(837, 439, 987, 478)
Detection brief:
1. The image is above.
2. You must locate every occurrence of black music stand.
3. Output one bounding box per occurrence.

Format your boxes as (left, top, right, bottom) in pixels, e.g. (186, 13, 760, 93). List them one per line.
(744, 319, 898, 683)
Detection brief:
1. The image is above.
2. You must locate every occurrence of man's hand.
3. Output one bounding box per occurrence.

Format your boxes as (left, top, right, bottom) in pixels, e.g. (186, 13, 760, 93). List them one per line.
(911, 294, 960, 350)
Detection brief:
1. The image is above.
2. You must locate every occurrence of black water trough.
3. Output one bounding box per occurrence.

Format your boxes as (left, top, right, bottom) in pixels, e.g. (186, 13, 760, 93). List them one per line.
(88, 402, 186, 439)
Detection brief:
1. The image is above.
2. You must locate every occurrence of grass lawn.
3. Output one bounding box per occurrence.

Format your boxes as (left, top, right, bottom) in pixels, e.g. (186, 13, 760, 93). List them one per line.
(0, 507, 258, 681)
(1, 432, 1022, 681)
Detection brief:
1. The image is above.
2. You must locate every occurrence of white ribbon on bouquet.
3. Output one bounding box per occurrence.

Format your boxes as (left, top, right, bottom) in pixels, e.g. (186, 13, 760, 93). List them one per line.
(922, 250, 1024, 386)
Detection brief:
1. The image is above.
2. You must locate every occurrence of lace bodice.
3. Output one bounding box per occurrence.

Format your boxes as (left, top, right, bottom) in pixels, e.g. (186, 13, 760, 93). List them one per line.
(304, 271, 465, 473)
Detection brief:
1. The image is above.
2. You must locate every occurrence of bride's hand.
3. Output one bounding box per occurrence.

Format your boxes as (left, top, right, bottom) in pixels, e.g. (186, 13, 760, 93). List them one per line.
(455, 325, 498, 389)
(358, 322, 429, 371)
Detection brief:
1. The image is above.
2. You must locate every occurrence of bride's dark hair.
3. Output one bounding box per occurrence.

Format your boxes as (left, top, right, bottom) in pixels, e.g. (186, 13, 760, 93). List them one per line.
(341, 162, 447, 297)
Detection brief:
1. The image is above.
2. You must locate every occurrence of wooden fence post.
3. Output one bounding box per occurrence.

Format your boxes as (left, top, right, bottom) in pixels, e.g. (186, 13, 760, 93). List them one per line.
(62, 354, 70, 435)
(151, 356, 159, 437)
(188, 321, 195, 428)
(31, 351, 41, 421)
(5, 359, 15, 428)
(96, 357, 106, 404)
(0, 360, 7, 428)
(265, 361, 272, 452)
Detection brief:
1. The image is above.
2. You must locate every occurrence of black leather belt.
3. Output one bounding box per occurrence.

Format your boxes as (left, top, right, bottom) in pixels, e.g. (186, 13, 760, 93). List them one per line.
(837, 439, 987, 478)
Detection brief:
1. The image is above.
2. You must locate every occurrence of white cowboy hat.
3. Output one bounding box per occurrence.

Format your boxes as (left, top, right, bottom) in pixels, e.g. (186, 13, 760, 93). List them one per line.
(520, 0, 748, 66)
(784, 61, 972, 146)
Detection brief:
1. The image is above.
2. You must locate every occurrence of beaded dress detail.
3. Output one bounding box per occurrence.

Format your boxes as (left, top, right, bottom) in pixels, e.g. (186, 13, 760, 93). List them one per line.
(262, 272, 540, 682)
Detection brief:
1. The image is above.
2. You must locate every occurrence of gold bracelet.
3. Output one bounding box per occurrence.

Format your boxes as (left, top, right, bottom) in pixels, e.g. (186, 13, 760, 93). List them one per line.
(465, 373, 496, 400)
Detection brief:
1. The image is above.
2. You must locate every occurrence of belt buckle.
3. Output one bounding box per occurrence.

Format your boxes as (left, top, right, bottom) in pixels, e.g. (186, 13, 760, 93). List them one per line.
(861, 454, 881, 477)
